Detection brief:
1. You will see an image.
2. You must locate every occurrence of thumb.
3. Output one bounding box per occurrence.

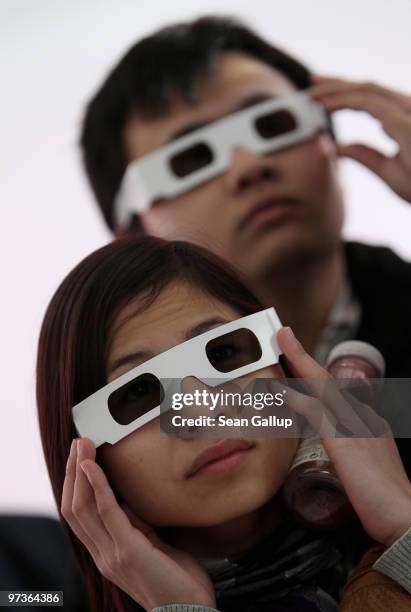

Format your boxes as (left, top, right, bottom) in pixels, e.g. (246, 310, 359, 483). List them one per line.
(337, 143, 388, 177)
(277, 327, 329, 380)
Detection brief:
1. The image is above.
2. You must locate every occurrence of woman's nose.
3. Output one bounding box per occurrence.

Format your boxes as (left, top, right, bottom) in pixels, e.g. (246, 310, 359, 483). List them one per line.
(180, 375, 206, 396)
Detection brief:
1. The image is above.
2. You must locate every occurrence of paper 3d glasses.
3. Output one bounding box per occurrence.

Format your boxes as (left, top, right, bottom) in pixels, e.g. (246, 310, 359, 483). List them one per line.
(72, 307, 283, 447)
(114, 92, 327, 229)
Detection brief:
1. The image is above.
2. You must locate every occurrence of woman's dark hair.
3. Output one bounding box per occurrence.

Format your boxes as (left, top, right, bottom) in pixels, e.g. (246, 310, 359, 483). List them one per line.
(80, 15, 333, 230)
(36, 236, 264, 612)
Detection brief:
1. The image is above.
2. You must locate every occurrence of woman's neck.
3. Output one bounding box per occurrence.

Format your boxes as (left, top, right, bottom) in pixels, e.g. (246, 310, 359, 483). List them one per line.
(160, 495, 283, 558)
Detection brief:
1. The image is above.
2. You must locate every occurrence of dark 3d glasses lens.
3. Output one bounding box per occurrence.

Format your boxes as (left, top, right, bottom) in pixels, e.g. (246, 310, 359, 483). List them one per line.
(254, 109, 297, 139)
(108, 373, 164, 425)
(169, 143, 214, 178)
(206, 328, 262, 373)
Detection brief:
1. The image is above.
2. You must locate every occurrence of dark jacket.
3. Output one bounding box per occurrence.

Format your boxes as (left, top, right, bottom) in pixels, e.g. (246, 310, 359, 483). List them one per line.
(347, 241, 411, 376)
(346, 241, 411, 476)
(0, 515, 88, 611)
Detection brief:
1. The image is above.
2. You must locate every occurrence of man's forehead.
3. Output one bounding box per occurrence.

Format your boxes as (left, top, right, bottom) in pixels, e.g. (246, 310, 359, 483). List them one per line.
(124, 51, 297, 160)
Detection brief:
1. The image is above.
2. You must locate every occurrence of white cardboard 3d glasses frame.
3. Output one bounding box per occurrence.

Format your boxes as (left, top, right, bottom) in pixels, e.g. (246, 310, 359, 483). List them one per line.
(114, 92, 328, 229)
(72, 307, 283, 447)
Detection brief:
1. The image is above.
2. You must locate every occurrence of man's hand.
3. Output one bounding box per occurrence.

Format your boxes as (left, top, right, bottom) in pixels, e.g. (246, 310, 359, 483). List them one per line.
(310, 75, 411, 203)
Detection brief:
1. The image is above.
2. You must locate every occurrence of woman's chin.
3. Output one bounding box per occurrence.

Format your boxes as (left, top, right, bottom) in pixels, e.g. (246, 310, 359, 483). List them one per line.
(166, 490, 281, 529)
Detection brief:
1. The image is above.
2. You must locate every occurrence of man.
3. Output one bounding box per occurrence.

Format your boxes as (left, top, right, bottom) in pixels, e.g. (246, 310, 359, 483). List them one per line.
(80, 16, 411, 377)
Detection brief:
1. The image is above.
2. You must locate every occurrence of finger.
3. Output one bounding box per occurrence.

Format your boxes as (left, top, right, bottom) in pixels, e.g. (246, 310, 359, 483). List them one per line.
(310, 76, 411, 110)
(341, 400, 393, 438)
(319, 91, 396, 120)
(72, 439, 113, 553)
(269, 378, 335, 433)
(318, 93, 411, 142)
(81, 459, 150, 553)
(277, 381, 338, 437)
(61, 440, 78, 517)
(337, 143, 389, 177)
(309, 76, 364, 97)
(311, 74, 342, 84)
(278, 377, 377, 439)
(319, 94, 411, 151)
(60, 440, 101, 556)
(316, 382, 372, 435)
(308, 373, 387, 437)
(276, 327, 331, 384)
(276, 331, 374, 435)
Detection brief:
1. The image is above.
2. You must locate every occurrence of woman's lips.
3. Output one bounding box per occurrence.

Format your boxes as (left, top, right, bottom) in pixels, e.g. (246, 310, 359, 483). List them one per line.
(186, 439, 254, 479)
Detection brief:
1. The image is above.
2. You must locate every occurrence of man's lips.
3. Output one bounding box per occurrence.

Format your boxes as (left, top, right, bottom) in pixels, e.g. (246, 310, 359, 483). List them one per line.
(240, 196, 300, 230)
(185, 439, 254, 479)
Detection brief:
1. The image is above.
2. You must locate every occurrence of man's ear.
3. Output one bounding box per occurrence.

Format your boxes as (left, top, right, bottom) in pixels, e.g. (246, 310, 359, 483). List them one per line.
(317, 132, 340, 161)
(114, 214, 146, 239)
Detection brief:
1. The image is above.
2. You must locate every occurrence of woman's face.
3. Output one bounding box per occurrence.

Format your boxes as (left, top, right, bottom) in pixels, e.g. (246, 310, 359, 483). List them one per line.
(98, 282, 298, 527)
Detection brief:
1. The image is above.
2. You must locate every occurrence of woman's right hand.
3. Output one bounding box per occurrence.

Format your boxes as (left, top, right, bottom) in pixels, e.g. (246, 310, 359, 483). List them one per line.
(61, 437, 216, 611)
(276, 327, 411, 548)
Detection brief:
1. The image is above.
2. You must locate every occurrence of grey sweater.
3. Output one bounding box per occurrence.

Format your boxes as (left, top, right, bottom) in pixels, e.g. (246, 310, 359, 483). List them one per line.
(152, 525, 411, 612)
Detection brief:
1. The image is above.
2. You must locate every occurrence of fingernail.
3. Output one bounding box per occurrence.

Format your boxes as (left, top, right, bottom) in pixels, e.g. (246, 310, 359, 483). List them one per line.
(284, 327, 296, 342)
(76, 439, 82, 458)
(70, 439, 77, 455)
(80, 461, 89, 479)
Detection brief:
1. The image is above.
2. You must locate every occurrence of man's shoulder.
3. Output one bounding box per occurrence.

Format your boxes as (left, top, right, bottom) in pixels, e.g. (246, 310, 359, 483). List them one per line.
(344, 241, 411, 377)
(345, 241, 411, 295)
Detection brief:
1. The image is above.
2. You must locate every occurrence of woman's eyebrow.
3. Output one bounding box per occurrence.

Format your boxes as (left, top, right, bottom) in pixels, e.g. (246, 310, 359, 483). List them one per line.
(108, 317, 232, 377)
(184, 316, 232, 340)
(107, 350, 154, 377)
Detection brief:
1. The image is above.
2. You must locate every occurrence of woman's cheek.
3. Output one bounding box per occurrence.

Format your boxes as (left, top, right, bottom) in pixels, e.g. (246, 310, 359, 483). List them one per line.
(105, 451, 179, 524)
(263, 438, 299, 484)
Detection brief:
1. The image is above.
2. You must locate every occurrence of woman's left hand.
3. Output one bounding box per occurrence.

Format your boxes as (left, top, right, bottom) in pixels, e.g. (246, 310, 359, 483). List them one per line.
(310, 75, 411, 204)
(276, 327, 411, 547)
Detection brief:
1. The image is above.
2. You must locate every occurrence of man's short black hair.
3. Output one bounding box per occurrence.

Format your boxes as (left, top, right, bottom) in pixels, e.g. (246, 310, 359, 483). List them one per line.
(80, 15, 329, 231)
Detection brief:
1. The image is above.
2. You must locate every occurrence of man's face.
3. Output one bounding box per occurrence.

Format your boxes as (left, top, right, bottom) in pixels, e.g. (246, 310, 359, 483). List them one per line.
(124, 52, 344, 283)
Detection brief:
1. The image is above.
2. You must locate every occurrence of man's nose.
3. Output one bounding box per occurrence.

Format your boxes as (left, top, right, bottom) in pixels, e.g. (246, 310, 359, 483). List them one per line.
(225, 146, 279, 194)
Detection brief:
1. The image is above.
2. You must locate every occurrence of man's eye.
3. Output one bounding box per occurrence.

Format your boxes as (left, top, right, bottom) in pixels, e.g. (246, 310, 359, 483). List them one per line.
(170, 143, 213, 178)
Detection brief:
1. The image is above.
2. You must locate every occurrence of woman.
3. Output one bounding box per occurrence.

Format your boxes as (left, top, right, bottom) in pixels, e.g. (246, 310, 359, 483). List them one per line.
(36, 236, 411, 612)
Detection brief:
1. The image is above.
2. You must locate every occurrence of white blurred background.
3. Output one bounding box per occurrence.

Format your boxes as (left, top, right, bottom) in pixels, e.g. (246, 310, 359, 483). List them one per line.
(1, 0, 410, 515)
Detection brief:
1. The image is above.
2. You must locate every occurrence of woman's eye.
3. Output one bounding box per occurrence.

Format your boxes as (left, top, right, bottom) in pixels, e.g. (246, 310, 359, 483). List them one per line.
(209, 343, 238, 362)
(123, 381, 152, 402)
